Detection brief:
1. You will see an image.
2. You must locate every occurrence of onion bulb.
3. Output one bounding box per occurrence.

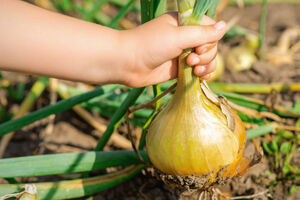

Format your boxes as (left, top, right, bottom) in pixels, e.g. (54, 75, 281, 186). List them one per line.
(146, 0, 255, 188)
(19, 185, 37, 200)
(226, 46, 256, 71)
(226, 33, 258, 72)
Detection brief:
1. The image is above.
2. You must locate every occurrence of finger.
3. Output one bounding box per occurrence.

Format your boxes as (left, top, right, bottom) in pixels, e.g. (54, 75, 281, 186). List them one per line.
(193, 65, 206, 77)
(186, 52, 201, 66)
(157, 12, 179, 26)
(196, 45, 217, 65)
(195, 42, 216, 54)
(187, 44, 217, 66)
(177, 21, 227, 49)
(201, 15, 216, 25)
(200, 73, 211, 80)
(205, 58, 217, 75)
(193, 59, 216, 77)
(148, 59, 178, 85)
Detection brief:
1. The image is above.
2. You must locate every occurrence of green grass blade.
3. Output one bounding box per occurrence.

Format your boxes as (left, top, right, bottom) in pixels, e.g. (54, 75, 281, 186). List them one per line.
(85, 100, 152, 119)
(94, 11, 112, 25)
(83, 0, 110, 21)
(246, 125, 277, 140)
(6, 82, 25, 101)
(206, 0, 219, 18)
(153, 85, 162, 109)
(56, 83, 150, 126)
(193, 0, 213, 20)
(95, 88, 145, 150)
(138, 110, 156, 149)
(0, 150, 148, 178)
(224, 26, 248, 39)
(108, 0, 140, 12)
(0, 124, 276, 179)
(0, 165, 144, 199)
(15, 77, 49, 118)
(140, 0, 155, 22)
(209, 82, 300, 93)
(57, 82, 125, 101)
(0, 87, 104, 137)
(259, 0, 267, 60)
(230, 0, 300, 5)
(214, 90, 300, 117)
(138, 85, 162, 149)
(4, 178, 18, 184)
(108, 0, 137, 28)
(154, 0, 167, 17)
(95, 0, 161, 151)
(136, 0, 167, 149)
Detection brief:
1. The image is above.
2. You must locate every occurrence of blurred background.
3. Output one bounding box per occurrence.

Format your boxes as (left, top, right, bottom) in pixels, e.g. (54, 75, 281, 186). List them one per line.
(0, 0, 300, 199)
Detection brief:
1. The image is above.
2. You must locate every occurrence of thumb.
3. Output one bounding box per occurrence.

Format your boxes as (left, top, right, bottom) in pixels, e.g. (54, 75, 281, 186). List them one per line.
(177, 21, 227, 49)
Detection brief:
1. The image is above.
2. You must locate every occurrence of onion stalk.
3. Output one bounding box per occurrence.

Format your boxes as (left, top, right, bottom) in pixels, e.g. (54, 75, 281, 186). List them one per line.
(146, 0, 257, 189)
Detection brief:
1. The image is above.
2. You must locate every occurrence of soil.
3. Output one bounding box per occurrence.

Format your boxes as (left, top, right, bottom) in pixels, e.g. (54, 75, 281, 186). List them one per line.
(1, 2, 300, 200)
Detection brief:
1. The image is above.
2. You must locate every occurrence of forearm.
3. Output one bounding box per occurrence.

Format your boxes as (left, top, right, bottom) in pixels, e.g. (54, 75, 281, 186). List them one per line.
(0, 0, 128, 84)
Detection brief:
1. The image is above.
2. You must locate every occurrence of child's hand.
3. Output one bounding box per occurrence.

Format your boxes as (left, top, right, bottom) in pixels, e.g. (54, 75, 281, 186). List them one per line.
(121, 13, 227, 88)
(0, 1, 226, 87)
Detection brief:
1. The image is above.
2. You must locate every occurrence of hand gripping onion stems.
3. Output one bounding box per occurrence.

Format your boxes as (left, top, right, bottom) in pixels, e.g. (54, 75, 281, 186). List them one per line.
(146, 0, 258, 188)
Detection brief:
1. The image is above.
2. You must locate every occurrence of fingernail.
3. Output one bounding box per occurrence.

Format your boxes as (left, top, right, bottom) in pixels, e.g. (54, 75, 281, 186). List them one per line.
(192, 57, 200, 65)
(200, 73, 211, 80)
(214, 21, 226, 31)
(198, 66, 206, 75)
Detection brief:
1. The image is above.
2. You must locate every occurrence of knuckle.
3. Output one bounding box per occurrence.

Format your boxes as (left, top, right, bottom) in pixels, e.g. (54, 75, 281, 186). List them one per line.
(199, 50, 217, 64)
(202, 15, 216, 25)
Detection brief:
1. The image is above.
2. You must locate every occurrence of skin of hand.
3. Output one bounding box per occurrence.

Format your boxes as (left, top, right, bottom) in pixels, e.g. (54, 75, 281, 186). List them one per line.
(122, 13, 227, 87)
(0, 0, 226, 88)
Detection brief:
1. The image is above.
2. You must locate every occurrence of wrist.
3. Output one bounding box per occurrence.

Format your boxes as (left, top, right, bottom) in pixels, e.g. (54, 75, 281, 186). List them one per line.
(116, 29, 141, 87)
(89, 28, 133, 85)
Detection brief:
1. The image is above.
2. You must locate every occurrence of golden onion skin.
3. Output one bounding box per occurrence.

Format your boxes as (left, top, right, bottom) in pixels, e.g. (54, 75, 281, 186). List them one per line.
(146, 51, 247, 179)
(207, 53, 225, 82)
(146, 0, 249, 184)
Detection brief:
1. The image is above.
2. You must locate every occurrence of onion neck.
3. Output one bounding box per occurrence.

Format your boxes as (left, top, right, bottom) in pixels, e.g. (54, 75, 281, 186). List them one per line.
(176, 49, 202, 94)
(176, 13, 204, 94)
